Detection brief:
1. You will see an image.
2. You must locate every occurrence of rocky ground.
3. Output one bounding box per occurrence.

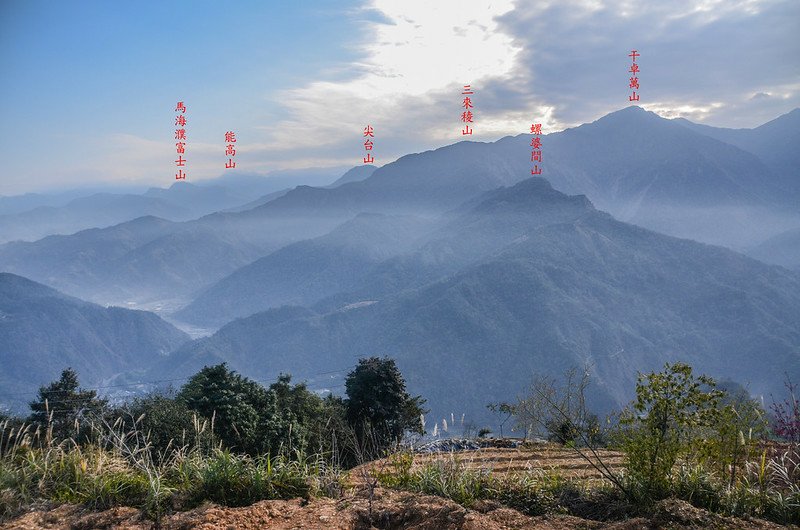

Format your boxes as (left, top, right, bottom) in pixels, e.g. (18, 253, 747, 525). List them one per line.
(2, 487, 788, 530)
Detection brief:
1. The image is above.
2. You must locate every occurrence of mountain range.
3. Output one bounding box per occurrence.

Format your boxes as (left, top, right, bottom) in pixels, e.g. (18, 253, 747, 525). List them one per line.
(0, 167, 352, 245)
(174, 212, 434, 327)
(167, 107, 800, 328)
(154, 178, 800, 425)
(1, 106, 798, 425)
(0, 167, 377, 308)
(536, 107, 799, 250)
(1, 107, 796, 315)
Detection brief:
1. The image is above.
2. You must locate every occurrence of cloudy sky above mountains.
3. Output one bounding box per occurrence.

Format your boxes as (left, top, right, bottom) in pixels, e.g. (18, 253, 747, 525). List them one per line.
(1, 0, 798, 194)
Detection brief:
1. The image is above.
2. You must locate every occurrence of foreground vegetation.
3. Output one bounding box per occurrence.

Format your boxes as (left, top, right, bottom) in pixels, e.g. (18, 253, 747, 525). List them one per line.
(371, 446, 799, 524)
(1, 360, 798, 526)
(0, 356, 422, 524)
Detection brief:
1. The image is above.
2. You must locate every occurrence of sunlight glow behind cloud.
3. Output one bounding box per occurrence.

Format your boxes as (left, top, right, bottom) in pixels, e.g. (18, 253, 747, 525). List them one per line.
(261, 0, 522, 156)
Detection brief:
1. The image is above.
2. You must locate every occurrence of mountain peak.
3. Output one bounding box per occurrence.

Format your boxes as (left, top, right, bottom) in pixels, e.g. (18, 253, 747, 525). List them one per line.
(471, 177, 595, 215)
(754, 106, 800, 131)
(169, 181, 200, 190)
(591, 105, 664, 125)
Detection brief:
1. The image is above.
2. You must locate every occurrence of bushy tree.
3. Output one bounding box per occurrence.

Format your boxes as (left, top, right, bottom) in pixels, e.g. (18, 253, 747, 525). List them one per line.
(178, 364, 269, 454)
(28, 367, 107, 442)
(345, 357, 426, 457)
(120, 390, 198, 456)
(486, 401, 517, 438)
(177, 366, 349, 458)
(257, 374, 334, 457)
(618, 362, 722, 498)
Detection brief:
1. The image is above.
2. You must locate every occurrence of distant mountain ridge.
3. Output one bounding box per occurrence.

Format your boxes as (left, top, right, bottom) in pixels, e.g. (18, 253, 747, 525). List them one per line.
(542, 107, 791, 208)
(674, 108, 800, 199)
(0, 192, 183, 244)
(0, 167, 386, 307)
(172, 106, 800, 328)
(175, 212, 435, 327)
(747, 228, 800, 271)
(529, 107, 799, 250)
(0, 272, 189, 412)
(326, 165, 377, 188)
(0, 168, 350, 244)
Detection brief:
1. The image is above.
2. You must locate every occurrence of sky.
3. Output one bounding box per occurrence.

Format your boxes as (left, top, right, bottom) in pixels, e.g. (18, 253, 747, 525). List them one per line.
(0, 0, 798, 195)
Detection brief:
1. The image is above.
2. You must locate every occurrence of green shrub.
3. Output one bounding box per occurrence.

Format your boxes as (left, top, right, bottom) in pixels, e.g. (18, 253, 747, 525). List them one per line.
(120, 392, 197, 459)
(672, 463, 722, 513)
(616, 363, 722, 500)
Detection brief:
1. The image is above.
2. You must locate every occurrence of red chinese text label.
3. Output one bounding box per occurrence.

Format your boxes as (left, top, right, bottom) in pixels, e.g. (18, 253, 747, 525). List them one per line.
(530, 123, 542, 176)
(461, 84, 474, 136)
(363, 125, 374, 164)
(628, 50, 640, 102)
(175, 101, 187, 180)
(225, 131, 237, 169)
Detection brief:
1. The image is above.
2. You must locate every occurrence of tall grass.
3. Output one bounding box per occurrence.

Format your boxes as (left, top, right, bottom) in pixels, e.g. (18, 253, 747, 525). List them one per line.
(0, 416, 345, 523)
(2, 413, 798, 526)
(374, 452, 564, 516)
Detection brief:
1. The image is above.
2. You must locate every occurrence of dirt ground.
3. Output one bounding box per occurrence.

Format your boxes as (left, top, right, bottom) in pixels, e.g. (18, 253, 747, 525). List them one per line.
(2, 487, 788, 530)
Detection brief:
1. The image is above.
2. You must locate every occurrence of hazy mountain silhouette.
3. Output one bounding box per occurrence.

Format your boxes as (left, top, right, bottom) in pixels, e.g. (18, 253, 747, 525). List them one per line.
(0, 168, 350, 244)
(0, 273, 189, 411)
(535, 107, 799, 249)
(155, 178, 800, 424)
(0, 189, 113, 216)
(1, 108, 797, 314)
(0, 141, 531, 306)
(0, 193, 177, 244)
(0, 216, 179, 305)
(175, 213, 434, 327)
(224, 165, 377, 213)
(674, 108, 800, 199)
(174, 105, 800, 329)
(0, 168, 387, 306)
(326, 165, 377, 187)
(747, 227, 800, 271)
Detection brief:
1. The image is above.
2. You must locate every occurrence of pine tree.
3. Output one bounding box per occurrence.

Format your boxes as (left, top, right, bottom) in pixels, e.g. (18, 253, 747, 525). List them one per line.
(28, 368, 107, 442)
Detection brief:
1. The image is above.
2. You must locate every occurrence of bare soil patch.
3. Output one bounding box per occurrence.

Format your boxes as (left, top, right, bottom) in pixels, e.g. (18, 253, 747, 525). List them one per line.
(2, 488, 787, 529)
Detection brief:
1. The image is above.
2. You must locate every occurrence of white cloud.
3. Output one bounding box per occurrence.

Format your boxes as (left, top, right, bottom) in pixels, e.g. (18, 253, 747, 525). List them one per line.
(259, 0, 524, 162)
(254, 0, 798, 172)
(498, 0, 799, 128)
(643, 101, 725, 121)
